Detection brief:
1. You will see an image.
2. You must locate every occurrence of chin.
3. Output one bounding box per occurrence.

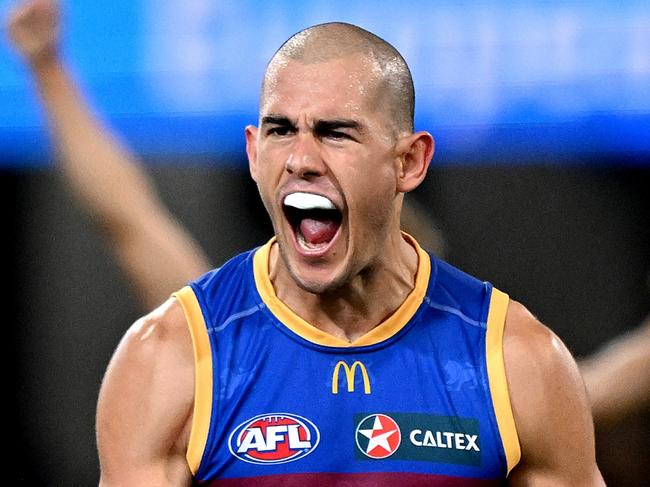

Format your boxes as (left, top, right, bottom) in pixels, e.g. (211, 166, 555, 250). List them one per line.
(288, 263, 348, 295)
(293, 275, 343, 295)
(280, 246, 349, 295)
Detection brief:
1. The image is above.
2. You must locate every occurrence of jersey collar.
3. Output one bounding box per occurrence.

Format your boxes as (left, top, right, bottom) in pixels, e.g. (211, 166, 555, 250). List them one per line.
(253, 232, 431, 348)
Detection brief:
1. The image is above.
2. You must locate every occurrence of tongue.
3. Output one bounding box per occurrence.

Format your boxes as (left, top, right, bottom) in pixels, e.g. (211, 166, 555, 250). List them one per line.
(299, 218, 339, 245)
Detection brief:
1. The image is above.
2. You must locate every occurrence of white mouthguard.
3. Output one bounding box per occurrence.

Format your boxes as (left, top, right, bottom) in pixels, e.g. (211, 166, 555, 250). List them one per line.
(284, 192, 335, 210)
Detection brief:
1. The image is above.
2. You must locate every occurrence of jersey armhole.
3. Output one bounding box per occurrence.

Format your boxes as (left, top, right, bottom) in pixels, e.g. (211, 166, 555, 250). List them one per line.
(173, 286, 213, 476)
(485, 287, 521, 475)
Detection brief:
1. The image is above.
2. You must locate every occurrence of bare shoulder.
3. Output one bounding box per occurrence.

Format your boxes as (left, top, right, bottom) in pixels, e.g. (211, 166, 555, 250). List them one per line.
(503, 299, 604, 486)
(122, 296, 193, 356)
(503, 300, 578, 380)
(97, 297, 194, 486)
(106, 297, 194, 381)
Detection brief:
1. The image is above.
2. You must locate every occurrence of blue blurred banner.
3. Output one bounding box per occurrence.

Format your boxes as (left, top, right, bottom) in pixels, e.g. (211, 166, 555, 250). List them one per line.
(1, 0, 649, 166)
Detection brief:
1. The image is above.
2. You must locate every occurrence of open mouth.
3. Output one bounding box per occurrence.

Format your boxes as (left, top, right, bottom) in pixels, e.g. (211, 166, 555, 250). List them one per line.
(283, 192, 343, 252)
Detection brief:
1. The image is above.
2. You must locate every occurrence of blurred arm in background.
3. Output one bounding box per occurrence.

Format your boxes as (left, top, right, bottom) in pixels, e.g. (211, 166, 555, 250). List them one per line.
(580, 314, 650, 426)
(7, 0, 445, 311)
(7, 0, 211, 309)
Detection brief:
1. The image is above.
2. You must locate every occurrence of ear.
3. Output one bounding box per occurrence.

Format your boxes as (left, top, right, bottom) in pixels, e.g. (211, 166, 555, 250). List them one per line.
(395, 131, 435, 193)
(245, 125, 259, 182)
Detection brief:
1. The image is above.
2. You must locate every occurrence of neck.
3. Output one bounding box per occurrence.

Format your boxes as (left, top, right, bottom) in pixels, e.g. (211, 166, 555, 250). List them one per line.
(270, 231, 419, 343)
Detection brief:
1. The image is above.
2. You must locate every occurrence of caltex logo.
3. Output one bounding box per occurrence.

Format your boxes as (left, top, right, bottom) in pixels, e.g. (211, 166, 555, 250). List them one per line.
(355, 413, 402, 459)
(228, 413, 320, 465)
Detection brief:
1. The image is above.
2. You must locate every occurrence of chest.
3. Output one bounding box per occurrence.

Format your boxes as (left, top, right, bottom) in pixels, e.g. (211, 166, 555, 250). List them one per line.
(199, 314, 506, 483)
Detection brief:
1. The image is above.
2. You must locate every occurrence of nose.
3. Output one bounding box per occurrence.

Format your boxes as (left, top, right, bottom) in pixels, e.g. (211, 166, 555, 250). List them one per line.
(285, 133, 326, 179)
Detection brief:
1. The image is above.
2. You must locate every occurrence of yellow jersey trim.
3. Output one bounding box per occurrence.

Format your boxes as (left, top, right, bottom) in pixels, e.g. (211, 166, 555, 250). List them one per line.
(253, 233, 431, 348)
(173, 286, 213, 476)
(485, 288, 521, 475)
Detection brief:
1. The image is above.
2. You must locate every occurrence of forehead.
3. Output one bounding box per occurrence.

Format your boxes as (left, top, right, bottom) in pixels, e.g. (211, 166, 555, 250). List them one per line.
(261, 55, 381, 120)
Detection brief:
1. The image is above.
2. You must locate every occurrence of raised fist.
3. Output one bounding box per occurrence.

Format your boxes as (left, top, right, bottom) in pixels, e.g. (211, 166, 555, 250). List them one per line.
(7, 0, 61, 66)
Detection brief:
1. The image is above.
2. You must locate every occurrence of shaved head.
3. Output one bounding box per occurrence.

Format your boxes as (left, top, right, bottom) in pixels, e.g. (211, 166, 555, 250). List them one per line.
(262, 22, 415, 135)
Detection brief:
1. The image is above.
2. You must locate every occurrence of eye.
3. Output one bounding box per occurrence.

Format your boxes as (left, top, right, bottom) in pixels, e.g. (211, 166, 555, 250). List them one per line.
(326, 130, 350, 140)
(267, 126, 294, 137)
(320, 129, 355, 142)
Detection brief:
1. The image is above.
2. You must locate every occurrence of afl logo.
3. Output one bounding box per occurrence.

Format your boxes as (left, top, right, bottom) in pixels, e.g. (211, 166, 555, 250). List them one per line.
(355, 413, 401, 459)
(228, 413, 320, 465)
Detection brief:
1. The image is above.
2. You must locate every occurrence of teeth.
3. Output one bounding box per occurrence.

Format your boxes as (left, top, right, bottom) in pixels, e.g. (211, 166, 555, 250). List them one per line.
(297, 231, 328, 250)
(284, 192, 335, 210)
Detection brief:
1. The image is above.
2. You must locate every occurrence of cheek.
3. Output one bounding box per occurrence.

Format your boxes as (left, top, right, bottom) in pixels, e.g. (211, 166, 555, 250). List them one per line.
(345, 161, 397, 221)
(361, 154, 397, 194)
(255, 147, 287, 186)
(252, 152, 284, 214)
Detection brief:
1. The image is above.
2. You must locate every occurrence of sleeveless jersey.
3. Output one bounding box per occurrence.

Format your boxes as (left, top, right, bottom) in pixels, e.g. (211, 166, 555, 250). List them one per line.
(174, 235, 520, 486)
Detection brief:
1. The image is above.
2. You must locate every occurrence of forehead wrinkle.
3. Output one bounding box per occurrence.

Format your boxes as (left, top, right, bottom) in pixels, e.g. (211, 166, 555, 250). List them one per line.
(262, 57, 411, 136)
(260, 22, 414, 136)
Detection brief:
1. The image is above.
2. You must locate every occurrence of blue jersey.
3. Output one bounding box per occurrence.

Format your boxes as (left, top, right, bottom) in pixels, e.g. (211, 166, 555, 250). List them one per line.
(174, 235, 520, 486)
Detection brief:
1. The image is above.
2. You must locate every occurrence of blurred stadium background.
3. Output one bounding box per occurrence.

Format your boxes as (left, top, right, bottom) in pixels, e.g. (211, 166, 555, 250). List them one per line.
(1, 1, 648, 484)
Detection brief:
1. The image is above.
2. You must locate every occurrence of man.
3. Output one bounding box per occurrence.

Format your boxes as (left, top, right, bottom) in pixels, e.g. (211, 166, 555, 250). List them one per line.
(9, 3, 603, 486)
(96, 23, 603, 486)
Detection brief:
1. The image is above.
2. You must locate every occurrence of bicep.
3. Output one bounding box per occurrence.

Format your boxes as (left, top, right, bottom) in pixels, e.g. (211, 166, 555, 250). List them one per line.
(504, 302, 604, 486)
(96, 302, 195, 486)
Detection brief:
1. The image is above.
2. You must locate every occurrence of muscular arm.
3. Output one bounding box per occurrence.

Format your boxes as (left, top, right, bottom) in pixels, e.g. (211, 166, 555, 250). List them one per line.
(580, 315, 650, 426)
(7, 0, 210, 308)
(504, 301, 604, 486)
(96, 298, 195, 486)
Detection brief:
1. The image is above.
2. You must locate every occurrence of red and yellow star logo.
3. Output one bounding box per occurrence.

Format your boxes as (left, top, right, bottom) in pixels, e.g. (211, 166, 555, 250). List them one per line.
(355, 414, 401, 459)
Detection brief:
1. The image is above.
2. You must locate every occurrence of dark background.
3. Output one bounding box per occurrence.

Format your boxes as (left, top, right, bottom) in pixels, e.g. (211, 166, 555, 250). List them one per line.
(4, 160, 649, 485)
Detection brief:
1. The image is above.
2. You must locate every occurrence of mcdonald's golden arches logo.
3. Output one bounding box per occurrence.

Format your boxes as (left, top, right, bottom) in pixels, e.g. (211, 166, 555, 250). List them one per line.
(332, 360, 371, 394)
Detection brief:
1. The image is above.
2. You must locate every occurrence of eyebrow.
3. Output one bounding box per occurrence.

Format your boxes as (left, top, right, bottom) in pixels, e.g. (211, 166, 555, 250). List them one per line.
(261, 115, 294, 127)
(314, 119, 363, 133)
(261, 115, 364, 132)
